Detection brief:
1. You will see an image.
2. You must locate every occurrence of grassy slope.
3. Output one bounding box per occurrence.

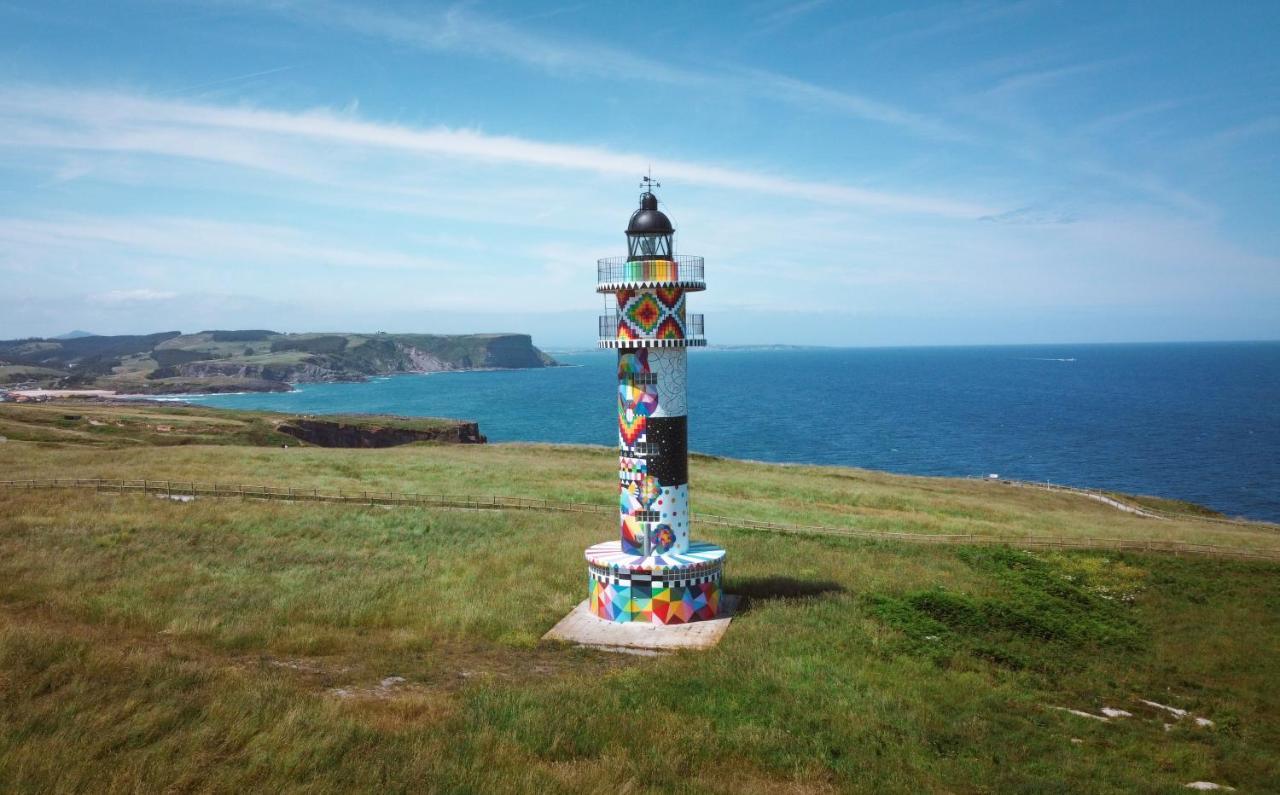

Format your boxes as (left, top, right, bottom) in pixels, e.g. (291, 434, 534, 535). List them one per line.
(0, 403, 463, 448)
(0, 404, 1278, 792)
(2, 403, 1275, 551)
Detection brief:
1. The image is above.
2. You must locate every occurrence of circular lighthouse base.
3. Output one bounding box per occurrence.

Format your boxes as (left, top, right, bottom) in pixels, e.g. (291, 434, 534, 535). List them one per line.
(584, 540, 726, 624)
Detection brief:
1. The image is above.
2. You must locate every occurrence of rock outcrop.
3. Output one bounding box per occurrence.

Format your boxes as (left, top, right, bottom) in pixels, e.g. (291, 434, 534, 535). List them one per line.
(276, 417, 486, 447)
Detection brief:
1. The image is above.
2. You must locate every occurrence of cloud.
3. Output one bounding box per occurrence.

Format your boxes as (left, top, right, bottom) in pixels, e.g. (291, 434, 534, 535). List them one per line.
(756, 0, 833, 26)
(979, 204, 1079, 225)
(1205, 115, 1280, 150)
(255, 0, 963, 142)
(156, 64, 301, 97)
(739, 70, 969, 142)
(1080, 99, 1184, 135)
(88, 288, 177, 305)
(862, 0, 1047, 51)
(0, 215, 450, 272)
(0, 85, 996, 218)
(982, 59, 1125, 98)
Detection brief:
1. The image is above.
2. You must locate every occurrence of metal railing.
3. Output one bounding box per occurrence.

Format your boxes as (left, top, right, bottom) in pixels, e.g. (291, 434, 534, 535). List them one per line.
(597, 255, 704, 285)
(3, 478, 1278, 562)
(598, 313, 704, 341)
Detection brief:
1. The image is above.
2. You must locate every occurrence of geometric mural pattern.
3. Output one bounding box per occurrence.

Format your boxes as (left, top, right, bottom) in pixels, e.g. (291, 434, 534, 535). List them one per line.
(617, 346, 655, 451)
(655, 484, 689, 551)
(619, 456, 647, 482)
(614, 337, 691, 559)
(617, 286, 685, 340)
(589, 577, 721, 624)
(587, 536, 724, 624)
(586, 539, 724, 579)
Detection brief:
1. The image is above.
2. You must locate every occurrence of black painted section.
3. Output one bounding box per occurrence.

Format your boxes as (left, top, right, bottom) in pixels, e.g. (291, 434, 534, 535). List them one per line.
(645, 415, 688, 486)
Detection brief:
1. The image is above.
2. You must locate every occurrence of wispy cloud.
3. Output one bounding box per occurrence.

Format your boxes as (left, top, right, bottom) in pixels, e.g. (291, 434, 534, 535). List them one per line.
(982, 58, 1125, 98)
(255, 0, 962, 142)
(862, 0, 1047, 51)
(0, 85, 996, 218)
(0, 215, 450, 271)
(979, 203, 1079, 225)
(740, 70, 968, 142)
(88, 288, 177, 305)
(1205, 115, 1280, 150)
(156, 64, 301, 98)
(1080, 99, 1184, 135)
(754, 0, 833, 27)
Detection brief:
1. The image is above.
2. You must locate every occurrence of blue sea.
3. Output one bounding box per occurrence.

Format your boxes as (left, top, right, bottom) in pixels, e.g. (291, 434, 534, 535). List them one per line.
(181, 342, 1280, 522)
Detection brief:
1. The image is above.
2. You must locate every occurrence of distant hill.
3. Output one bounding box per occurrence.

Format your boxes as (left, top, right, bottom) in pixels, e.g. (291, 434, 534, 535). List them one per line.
(0, 330, 559, 394)
(53, 330, 96, 340)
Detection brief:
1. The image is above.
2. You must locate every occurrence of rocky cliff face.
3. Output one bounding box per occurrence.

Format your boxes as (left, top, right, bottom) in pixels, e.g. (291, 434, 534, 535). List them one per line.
(476, 334, 556, 369)
(162, 361, 360, 383)
(276, 418, 486, 447)
(401, 346, 454, 372)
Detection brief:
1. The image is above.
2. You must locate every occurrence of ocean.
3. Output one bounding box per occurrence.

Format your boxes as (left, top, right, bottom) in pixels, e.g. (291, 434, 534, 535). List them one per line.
(181, 342, 1280, 522)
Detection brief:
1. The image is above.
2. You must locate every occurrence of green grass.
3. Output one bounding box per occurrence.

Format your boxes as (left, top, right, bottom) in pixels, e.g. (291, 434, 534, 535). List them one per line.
(3, 404, 1275, 551)
(0, 403, 463, 448)
(0, 365, 68, 383)
(0, 403, 1277, 791)
(1104, 491, 1228, 519)
(1, 490, 1276, 792)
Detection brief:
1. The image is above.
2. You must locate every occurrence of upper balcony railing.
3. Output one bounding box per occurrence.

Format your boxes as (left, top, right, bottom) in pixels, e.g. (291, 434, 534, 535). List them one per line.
(597, 255, 705, 287)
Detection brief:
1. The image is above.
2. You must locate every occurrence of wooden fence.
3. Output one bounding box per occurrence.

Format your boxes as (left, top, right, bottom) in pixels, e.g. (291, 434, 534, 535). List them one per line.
(2, 478, 1278, 563)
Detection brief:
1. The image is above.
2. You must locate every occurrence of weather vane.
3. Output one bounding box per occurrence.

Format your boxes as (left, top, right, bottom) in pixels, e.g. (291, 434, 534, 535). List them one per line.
(640, 169, 660, 192)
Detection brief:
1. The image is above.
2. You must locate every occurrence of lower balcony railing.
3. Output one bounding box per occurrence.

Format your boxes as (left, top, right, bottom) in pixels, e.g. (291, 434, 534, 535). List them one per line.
(598, 313, 704, 341)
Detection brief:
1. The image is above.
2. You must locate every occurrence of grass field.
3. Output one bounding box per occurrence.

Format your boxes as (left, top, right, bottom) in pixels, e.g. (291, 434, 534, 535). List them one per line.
(1, 402, 1277, 792)
(0, 402, 464, 448)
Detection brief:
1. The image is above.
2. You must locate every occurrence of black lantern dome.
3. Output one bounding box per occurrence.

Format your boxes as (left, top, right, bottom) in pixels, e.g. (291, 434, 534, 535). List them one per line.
(626, 191, 674, 260)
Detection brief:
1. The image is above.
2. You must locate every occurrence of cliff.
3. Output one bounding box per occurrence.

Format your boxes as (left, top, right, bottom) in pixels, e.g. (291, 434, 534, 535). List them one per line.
(276, 417, 485, 447)
(0, 330, 559, 394)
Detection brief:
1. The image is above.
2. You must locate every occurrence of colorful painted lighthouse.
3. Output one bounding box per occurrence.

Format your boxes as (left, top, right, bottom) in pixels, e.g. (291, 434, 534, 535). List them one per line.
(585, 181, 726, 624)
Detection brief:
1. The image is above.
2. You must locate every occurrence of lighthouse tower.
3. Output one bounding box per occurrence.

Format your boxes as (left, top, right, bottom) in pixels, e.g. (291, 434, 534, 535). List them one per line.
(584, 182, 726, 624)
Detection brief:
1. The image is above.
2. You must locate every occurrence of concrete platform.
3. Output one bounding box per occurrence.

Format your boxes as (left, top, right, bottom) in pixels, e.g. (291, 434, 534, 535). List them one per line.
(542, 595, 738, 653)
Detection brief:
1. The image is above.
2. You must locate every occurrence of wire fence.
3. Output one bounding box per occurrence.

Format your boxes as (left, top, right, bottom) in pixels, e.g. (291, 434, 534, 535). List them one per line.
(2, 478, 1277, 563)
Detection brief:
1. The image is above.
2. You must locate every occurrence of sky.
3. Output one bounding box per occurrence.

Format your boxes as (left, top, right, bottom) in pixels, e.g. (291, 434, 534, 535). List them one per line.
(1, 0, 1277, 347)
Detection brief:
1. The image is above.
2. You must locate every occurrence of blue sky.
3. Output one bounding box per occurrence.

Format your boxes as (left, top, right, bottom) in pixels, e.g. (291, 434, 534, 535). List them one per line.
(1, 0, 1277, 346)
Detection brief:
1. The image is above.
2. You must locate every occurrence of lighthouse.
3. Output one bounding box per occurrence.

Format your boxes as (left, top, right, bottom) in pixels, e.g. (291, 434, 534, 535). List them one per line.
(584, 181, 726, 624)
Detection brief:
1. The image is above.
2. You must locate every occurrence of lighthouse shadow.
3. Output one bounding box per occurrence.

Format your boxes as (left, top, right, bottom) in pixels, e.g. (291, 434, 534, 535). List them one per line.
(729, 576, 846, 613)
